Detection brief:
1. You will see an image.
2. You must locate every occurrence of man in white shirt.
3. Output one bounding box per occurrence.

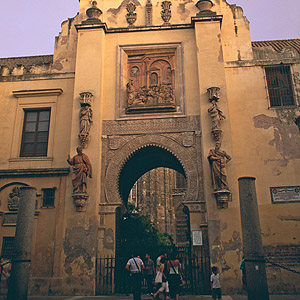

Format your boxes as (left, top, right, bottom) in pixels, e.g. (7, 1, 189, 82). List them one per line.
(126, 254, 144, 300)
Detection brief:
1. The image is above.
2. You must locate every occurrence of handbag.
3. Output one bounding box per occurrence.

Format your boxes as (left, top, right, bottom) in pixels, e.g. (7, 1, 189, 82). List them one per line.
(155, 271, 162, 284)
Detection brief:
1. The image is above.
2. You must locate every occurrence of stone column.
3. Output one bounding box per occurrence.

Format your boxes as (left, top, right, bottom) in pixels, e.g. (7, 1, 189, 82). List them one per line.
(7, 187, 36, 300)
(238, 177, 269, 300)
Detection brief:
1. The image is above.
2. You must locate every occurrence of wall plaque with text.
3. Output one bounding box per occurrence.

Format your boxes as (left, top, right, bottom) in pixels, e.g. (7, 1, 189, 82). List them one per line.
(270, 186, 300, 203)
(192, 230, 203, 246)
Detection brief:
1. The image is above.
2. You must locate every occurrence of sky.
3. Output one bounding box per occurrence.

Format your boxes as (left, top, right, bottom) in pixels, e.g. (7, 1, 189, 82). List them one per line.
(0, 0, 299, 58)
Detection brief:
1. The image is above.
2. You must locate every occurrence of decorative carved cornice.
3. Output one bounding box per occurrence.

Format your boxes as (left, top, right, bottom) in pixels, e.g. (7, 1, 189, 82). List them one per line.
(0, 168, 70, 178)
(102, 116, 201, 136)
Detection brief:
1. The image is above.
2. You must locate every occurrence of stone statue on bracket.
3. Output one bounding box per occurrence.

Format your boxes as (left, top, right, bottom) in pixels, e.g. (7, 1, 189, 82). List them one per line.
(67, 146, 92, 212)
(207, 141, 231, 208)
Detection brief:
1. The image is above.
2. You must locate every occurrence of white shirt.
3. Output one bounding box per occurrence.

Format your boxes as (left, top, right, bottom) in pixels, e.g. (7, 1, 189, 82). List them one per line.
(211, 273, 221, 289)
(127, 257, 144, 273)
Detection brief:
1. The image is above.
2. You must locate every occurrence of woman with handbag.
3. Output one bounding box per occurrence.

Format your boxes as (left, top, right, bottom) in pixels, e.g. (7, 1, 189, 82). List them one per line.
(167, 253, 182, 300)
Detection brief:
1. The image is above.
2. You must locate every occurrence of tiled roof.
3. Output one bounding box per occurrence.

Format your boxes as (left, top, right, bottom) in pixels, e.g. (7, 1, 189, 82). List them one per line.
(252, 39, 300, 53)
(0, 55, 53, 68)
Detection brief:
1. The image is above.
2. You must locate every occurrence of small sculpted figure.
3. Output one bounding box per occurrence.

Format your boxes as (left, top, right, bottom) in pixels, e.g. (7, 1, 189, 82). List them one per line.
(67, 146, 92, 193)
(79, 106, 93, 134)
(207, 142, 231, 191)
(208, 100, 226, 131)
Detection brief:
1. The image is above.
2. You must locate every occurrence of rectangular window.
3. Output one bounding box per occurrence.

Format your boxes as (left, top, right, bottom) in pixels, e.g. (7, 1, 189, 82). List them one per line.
(20, 109, 51, 157)
(1, 237, 15, 259)
(42, 188, 56, 208)
(265, 65, 295, 107)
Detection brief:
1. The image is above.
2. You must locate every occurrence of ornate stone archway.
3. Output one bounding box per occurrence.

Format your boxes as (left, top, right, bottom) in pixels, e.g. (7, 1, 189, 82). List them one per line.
(104, 134, 199, 205)
(98, 116, 207, 257)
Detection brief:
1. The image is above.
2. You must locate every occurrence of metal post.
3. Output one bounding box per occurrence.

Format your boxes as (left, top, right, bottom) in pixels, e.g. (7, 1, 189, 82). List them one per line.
(7, 187, 36, 300)
(238, 177, 269, 300)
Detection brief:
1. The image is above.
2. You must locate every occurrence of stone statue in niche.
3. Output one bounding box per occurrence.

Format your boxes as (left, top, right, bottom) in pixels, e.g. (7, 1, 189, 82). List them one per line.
(78, 92, 93, 148)
(67, 146, 92, 194)
(126, 52, 176, 113)
(8, 187, 21, 211)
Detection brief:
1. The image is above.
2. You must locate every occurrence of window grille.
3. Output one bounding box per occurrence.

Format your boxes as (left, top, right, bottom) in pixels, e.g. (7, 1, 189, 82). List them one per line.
(20, 109, 51, 157)
(42, 188, 56, 208)
(265, 65, 295, 107)
(1, 237, 15, 259)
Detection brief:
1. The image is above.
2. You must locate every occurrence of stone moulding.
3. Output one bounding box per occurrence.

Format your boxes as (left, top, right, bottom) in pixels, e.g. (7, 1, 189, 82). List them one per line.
(0, 168, 70, 178)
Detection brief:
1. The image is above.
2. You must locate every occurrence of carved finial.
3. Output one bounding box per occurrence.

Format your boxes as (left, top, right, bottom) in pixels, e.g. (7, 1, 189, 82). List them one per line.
(146, 0, 153, 26)
(196, 0, 216, 17)
(126, 2, 137, 27)
(161, 1, 172, 25)
(83, 1, 102, 24)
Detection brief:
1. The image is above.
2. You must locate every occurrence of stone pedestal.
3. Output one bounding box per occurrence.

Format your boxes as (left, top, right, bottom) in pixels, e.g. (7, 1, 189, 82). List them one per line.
(72, 193, 89, 212)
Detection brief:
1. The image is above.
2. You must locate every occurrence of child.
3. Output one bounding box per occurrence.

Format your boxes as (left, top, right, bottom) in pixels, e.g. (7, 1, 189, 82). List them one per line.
(210, 266, 222, 300)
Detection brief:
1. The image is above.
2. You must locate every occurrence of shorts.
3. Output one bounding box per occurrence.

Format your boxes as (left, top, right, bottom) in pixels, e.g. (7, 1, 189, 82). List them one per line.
(212, 288, 222, 299)
(158, 281, 169, 293)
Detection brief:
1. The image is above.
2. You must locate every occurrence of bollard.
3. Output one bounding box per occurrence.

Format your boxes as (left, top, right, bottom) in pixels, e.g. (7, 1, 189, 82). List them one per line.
(7, 186, 36, 300)
(238, 177, 269, 300)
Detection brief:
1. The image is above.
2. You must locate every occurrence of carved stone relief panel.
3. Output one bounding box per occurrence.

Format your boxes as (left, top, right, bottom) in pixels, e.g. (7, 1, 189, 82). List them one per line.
(117, 43, 185, 119)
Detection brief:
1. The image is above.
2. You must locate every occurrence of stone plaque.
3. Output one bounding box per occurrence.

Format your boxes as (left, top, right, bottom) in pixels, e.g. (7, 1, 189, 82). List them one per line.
(192, 230, 203, 246)
(270, 186, 300, 203)
(2, 212, 18, 226)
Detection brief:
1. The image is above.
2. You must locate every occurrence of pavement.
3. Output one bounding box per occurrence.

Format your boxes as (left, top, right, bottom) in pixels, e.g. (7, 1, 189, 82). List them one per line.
(1, 294, 300, 300)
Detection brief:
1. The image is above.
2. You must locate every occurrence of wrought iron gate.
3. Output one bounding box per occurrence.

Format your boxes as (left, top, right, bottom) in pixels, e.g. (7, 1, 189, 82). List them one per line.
(96, 252, 210, 295)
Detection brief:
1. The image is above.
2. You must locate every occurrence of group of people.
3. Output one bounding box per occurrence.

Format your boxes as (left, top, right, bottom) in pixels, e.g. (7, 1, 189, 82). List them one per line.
(126, 252, 183, 300)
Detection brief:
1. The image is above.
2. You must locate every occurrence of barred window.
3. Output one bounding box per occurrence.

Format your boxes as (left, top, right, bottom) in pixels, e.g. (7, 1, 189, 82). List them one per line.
(42, 188, 56, 208)
(20, 109, 51, 157)
(265, 65, 295, 107)
(1, 237, 15, 259)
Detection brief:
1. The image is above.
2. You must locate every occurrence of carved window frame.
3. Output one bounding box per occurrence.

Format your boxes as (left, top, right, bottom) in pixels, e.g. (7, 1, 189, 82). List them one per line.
(9, 89, 62, 167)
(116, 43, 185, 119)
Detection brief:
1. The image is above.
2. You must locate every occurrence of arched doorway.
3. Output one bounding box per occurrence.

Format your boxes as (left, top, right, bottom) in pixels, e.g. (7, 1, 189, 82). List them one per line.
(98, 128, 210, 295)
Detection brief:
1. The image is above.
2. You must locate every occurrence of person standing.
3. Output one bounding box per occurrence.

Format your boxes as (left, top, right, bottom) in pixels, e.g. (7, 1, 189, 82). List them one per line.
(126, 253, 144, 300)
(0, 257, 9, 295)
(167, 253, 182, 300)
(144, 253, 155, 295)
(152, 257, 170, 300)
(210, 266, 222, 300)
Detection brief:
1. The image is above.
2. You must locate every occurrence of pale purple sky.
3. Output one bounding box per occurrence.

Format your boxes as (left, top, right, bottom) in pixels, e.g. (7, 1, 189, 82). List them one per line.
(0, 0, 299, 58)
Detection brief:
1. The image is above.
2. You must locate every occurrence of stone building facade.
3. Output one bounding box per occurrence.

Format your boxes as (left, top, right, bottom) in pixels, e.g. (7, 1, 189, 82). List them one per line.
(0, 0, 299, 296)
